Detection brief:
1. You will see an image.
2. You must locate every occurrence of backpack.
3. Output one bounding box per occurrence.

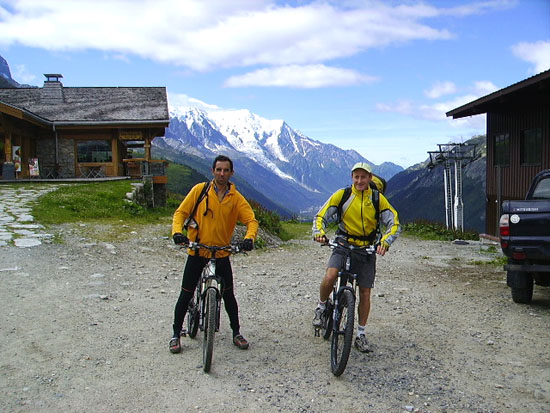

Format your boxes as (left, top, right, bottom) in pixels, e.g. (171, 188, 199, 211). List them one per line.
(183, 181, 211, 231)
(336, 176, 384, 243)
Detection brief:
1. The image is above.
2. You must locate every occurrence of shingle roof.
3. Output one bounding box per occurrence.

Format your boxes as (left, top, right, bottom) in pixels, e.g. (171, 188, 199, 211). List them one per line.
(0, 84, 169, 125)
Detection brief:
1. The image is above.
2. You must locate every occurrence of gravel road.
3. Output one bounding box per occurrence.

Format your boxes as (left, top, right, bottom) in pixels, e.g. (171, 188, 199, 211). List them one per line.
(1, 223, 549, 412)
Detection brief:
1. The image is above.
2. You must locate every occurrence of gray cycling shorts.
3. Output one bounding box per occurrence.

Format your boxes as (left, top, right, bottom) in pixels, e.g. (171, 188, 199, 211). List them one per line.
(327, 247, 376, 288)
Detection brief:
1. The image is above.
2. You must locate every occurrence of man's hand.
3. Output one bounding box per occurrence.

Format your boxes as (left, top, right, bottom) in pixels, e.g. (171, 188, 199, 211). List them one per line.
(376, 241, 389, 256)
(313, 234, 328, 244)
(240, 238, 254, 251)
(173, 233, 189, 245)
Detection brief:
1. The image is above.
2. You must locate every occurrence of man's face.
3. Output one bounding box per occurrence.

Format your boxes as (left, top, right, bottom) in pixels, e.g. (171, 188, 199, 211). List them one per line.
(352, 168, 372, 191)
(212, 160, 233, 187)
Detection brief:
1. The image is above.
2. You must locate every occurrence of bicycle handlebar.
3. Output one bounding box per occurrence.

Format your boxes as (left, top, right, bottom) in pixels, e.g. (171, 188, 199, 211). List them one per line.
(182, 241, 246, 255)
(322, 237, 376, 254)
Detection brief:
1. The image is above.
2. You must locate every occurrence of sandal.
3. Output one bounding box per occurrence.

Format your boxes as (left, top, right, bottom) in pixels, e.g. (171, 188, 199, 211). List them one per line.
(169, 337, 181, 353)
(233, 334, 249, 350)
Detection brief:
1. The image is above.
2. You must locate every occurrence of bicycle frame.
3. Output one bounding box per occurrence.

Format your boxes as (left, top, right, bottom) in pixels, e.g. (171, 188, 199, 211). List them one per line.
(197, 258, 223, 333)
(182, 241, 245, 372)
(331, 247, 357, 327)
(330, 237, 376, 294)
(317, 237, 376, 376)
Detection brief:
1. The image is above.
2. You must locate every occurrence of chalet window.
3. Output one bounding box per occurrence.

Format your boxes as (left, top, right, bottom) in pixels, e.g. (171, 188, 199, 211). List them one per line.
(520, 128, 542, 166)
(493, 133, 510, 166)
(77, 140, 112, 163)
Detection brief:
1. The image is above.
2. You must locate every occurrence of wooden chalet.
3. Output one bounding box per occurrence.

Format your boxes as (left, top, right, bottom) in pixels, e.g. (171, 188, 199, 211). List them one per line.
(447, 69, 550, 235)
(0, 74, 169, 185)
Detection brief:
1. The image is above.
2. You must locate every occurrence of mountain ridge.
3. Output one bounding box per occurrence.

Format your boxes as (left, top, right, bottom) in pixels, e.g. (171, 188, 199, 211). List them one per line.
(155, 105, 404, 216)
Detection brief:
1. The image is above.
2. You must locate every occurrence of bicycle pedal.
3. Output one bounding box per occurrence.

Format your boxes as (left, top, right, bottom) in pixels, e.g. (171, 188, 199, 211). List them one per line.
(314, 328, 320, 337)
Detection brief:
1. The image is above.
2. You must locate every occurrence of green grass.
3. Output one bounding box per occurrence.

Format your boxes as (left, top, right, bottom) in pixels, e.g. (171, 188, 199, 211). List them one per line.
(402, 220, 479, 241)
(29, 182, 294, 243)
(469, 256, 507, 267)
(28, 184, 486, 246)
(32, 181, 174, 225)
(281, 221, 312, 240)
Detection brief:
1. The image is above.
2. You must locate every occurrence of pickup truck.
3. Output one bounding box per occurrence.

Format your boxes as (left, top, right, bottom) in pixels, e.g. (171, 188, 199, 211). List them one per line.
(499, 169, 550, 303)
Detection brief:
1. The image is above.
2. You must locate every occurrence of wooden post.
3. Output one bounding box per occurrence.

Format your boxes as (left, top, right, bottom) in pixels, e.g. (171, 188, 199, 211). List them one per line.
(1, 114, 16, 179)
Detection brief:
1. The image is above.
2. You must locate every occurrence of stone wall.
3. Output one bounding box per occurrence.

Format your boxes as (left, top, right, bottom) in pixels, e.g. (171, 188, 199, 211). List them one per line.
(37, 138, 75, 177)
(126, 177, 166, 208)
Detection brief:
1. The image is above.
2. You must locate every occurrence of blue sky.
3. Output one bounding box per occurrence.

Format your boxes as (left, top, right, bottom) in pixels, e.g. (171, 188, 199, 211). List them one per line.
(1, 0, 549, 168)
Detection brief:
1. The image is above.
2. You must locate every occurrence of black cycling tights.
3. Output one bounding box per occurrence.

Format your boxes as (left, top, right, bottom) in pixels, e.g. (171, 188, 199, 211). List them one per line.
(173, 254, 240, 337)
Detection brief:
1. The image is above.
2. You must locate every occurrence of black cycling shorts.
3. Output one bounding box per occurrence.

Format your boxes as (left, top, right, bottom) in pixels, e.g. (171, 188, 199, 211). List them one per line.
(327, 247, 376, 288)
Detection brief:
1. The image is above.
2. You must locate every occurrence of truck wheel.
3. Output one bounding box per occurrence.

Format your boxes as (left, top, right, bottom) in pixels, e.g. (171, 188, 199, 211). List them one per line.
(511, 277, 534, 304)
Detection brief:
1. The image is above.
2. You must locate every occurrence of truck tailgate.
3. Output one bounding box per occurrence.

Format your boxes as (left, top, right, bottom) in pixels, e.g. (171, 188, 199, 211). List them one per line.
(506, 200, 550, 237)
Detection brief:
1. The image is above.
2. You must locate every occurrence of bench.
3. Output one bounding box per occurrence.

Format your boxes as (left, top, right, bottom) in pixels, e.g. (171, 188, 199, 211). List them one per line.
(479, 233, 500, 251)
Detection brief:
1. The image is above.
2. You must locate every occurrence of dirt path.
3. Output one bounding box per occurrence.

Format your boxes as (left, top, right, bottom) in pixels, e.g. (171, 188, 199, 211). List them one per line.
(1, 224, 549, 412)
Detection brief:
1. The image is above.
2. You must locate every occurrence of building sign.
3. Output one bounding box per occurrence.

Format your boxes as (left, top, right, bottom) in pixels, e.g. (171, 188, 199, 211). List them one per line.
(120, 131, 143, 140)
(29, 158, 40, 177)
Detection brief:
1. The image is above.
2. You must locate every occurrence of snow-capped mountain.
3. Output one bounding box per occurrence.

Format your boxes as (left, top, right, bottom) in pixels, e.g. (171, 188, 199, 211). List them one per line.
(0, 55, 20, 88)
(154, 106, 403, 216)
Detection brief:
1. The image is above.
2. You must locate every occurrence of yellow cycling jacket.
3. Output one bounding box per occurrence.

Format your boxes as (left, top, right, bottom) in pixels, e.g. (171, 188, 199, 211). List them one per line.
(313, 185, 401, 248)
(172, 181, 259, 258)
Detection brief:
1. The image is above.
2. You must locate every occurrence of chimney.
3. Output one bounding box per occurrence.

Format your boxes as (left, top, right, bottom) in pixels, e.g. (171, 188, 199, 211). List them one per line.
(42, 73, 64, 103)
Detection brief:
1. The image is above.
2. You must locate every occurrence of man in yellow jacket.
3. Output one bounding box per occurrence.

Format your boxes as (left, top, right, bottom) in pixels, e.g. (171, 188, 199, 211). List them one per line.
(312, 162, 400, 353)
(170, 155, 258, 353)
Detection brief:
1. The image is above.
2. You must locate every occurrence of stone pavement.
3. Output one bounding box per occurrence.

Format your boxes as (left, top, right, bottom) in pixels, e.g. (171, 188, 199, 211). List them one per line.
(0, 184, 61, 248)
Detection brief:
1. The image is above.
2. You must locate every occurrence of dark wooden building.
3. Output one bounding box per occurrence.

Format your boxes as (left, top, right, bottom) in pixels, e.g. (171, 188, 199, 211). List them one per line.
(0, 74, 169, 183)
(447, 69, 550, 235)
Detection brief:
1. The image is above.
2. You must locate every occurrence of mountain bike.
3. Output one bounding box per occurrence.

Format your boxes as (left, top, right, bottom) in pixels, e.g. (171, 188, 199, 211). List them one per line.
(181, 241, 245, 372)
(314, 237, 376, 376)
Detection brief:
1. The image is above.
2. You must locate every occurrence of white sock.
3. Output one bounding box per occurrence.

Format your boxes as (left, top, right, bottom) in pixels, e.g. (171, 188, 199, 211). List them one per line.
(317, 300, 326, 310)
(357, 325, 366, 337)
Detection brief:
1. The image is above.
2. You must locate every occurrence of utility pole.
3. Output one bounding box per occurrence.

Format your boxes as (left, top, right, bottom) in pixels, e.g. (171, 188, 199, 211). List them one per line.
(428, 143, 478, 232)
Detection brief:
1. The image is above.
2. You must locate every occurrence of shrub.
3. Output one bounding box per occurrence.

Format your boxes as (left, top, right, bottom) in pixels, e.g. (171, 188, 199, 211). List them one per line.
(403, 220, 479, 241)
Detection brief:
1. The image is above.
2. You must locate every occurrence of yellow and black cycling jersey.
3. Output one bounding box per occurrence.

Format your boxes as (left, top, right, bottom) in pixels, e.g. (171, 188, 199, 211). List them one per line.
(312, 184, 401, 248)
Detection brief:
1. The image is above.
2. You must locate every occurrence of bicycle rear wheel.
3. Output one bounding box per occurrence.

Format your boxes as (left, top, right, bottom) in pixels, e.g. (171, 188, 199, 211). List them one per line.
(330, 289, 355, 376)
(203, 288, 217, 372)
(187, 296, 200, 339)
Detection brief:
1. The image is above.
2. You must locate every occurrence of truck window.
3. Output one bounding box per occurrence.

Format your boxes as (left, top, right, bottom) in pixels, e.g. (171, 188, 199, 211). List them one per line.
(532, 178, 550, 199)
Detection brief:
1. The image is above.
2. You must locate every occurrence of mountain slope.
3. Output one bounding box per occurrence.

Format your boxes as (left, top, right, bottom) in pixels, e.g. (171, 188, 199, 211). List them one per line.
(386, 136, 486, 233)
(0, 55, 20, 88)
(154, 106, 403, 216)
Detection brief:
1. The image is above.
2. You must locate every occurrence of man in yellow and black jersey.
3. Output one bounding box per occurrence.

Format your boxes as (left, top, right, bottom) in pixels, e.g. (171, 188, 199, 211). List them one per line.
(312, 162, 400, 353)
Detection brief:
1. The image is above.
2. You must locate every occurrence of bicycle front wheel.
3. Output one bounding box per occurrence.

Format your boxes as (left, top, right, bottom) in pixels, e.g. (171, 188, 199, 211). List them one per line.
(202, 288, 218, 372)
(330, 289, 355, 376)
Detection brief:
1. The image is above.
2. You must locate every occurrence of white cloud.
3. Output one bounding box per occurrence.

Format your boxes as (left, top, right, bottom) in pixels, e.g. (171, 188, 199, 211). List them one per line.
(376, 83, 492, 130)
(224, 64, 377, 88)
(438, 0, 518, 17)
(511, 40, 550, 74)
(0, 0, 456, 74)
(12, 63, 36, 83)
(168, 93, 222, 111)
(424, 81, 457, 99)
(472, 80, 498, 96)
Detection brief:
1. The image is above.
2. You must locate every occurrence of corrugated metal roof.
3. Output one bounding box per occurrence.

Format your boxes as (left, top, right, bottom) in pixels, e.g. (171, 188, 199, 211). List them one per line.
(446, 69, 550, 119)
